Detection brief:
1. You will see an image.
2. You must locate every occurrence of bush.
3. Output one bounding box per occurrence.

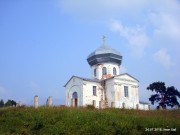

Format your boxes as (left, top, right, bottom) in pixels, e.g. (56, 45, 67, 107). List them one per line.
(86, 105, 95, 109)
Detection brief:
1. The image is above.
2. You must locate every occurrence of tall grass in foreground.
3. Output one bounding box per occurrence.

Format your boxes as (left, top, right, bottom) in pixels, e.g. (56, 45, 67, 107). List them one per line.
(0, 106, 179, 135)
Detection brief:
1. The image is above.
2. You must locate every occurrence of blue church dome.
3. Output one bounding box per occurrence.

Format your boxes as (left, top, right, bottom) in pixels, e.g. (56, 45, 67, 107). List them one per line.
(87, 37, 122, 66)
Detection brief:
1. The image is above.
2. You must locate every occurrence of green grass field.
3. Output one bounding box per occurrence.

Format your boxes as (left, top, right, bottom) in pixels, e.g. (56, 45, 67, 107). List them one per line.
(0, 106, 179, 135)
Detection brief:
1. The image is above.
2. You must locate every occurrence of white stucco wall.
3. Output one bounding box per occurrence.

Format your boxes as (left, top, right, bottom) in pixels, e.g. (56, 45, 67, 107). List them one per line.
(65, 77, 83, 107)
(82, 81, 102, 108)
(65, 76, 103, 108)
(91, 63, 120, 80)
(105, 74, 140, 109)
(65, 74, 150, 110)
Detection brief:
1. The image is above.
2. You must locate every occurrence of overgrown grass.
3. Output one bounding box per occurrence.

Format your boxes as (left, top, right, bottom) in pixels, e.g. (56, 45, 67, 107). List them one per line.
(0, 106, 179, 135)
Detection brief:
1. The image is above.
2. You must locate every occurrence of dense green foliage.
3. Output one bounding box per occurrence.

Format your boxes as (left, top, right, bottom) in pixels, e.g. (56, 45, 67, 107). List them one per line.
(147, 82, 180, 109)
(0, 99, 17, 107)
(0, 107, 179, 135)
(0, 99, 4, 107)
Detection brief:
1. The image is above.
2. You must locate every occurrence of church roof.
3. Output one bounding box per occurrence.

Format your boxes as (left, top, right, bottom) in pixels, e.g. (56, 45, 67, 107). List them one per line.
(103, 73, 139, 82)
(118, 73, 139, 82)
(87, 37, 122, 66)
(64, 76, 100, 87)
(75, 76, 100, 83)
(87, 45, 122, 58)
(65, 73, 139, 87)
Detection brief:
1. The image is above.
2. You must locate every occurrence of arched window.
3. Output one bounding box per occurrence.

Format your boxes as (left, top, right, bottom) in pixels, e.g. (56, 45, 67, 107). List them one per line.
(94, 68, 96, 77)
(102, 67, 107, 75)
(72, 92, 78, 99)
(113, 67, 117, 75)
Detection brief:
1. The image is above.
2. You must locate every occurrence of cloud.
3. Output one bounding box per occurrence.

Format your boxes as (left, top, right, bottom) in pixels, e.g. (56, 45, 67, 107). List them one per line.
(59, 0, 148, 20)
(59, 0, 180, 64)
(110, 20, 149, 57)
(150, 12, 180, 43)
(59, 0, 180, 39)
(153, 49, 173, 70)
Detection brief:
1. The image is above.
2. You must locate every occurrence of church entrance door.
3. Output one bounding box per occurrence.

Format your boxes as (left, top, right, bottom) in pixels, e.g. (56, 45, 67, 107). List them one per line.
(72, 92, 78, 107)
(75, 98, 77, 107)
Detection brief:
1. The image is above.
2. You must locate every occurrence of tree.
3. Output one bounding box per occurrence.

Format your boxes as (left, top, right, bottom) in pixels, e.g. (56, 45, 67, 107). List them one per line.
(11, 100, 16, 106)
(147, 82, 180, 109)
(5, 99, 16, 107)
(0, 99, 4, 107)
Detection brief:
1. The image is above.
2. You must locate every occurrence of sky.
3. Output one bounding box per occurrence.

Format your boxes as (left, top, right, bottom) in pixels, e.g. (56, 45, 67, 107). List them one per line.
(0, 0, 180, 106)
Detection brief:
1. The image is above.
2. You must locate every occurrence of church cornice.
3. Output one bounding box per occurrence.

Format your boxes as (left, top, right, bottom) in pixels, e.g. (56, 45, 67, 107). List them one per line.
(115, 78, 138, 83)
(101, 73, 139, 82)
(114, 83, 138, 88)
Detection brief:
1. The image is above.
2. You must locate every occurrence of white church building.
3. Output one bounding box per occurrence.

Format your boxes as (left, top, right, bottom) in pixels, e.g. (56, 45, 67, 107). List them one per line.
(65, 37, 150, 110)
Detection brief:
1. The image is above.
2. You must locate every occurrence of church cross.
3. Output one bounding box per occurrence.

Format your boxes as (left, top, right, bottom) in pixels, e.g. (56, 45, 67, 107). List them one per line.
(102, 35, 106, 45)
